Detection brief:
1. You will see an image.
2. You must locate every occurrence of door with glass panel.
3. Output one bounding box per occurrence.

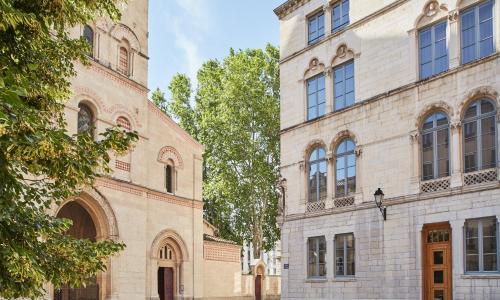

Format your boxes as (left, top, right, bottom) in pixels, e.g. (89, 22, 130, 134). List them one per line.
(422, 223, 452, 300)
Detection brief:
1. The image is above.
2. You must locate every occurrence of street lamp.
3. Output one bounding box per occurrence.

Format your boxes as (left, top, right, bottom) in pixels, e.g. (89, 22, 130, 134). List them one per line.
(373, 188, 386, 221)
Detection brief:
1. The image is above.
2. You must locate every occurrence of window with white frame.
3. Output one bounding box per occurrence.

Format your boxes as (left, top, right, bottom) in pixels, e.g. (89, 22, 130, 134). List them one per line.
(462, 99, 497, 173)
(308, 236, 326, 277)
(332, 0, 349, 33)
(419, 20, 448, 80)
(307, 73, 326, 120)
(460, 0, 495, 65)
(335, 139, 356, 196)
(465, 217, 499, 273)
(333, 60, 355, 111)
(308, 10, 325, 45)
(421, 112, 450, 180)
(335, 233, 355, 276)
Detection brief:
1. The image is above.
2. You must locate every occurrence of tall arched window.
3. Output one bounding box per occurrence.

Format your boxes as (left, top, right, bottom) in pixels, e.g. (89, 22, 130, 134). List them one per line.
(165, 164, 174, 193)
(83, 25, 94, 57)
(463, 99, 497, 173)
(308, 147, 327, 202)
(118, 47, 129, 75)
(77, 103, 94, 137)
(421, 112, 450, 180)
(335, 139, 356, 196)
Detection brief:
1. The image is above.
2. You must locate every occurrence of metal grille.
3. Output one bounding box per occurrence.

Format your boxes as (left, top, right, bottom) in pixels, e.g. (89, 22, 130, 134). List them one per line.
(463, 168, 497, 186)
(334, 195, 355, 208)
(421, 177, 451, 193)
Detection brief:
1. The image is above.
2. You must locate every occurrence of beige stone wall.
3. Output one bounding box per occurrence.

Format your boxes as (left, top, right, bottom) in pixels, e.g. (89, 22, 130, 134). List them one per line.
(278, 0, 500, 299)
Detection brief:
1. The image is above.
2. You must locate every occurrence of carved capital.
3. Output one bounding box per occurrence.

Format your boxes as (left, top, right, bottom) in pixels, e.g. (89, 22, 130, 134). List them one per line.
(324, 67, 332, 77)
(355, 146, 362, 157)
(451, 120, 462, 131)
(448, 10, 459, 22)
(326, 151, 334, 161)
(410, 131, 420, 143)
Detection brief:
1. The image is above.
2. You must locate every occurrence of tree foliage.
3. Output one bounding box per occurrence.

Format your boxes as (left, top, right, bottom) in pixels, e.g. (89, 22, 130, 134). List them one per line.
(166, 45, 280, 257)
(0, 0, 137, 298)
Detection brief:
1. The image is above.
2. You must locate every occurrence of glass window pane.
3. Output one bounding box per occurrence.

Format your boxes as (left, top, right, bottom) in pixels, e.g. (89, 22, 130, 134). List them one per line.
(434, 251, 444, 265)
(433, 270, 444, 284)
(481, 100, 495, 114)
(484, 254, 497, 271)
(479, 2, 493, 22)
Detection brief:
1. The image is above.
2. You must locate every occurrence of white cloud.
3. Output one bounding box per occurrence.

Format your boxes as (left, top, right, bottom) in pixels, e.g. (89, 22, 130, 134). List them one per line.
(169, 0, 212, 83)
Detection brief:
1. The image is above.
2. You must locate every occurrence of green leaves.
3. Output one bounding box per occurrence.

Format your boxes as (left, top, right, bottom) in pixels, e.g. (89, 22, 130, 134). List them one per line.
(0, 0, 134, 298)
(166, 45, 281, 257)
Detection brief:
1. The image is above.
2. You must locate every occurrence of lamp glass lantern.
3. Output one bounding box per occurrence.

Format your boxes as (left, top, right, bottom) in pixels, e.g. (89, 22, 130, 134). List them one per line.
(373, 188, 386, 220)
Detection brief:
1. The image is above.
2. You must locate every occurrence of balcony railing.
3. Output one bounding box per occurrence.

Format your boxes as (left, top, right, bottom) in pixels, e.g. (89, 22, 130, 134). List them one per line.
(463, 168, 497, 186)
(420, 176, 451, 193)
(306, 194, 355, 213)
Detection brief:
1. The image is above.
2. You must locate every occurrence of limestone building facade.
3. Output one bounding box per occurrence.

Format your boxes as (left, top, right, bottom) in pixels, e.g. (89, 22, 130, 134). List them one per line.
(50, 0, 206, 299)
(275, 0, 500, 299)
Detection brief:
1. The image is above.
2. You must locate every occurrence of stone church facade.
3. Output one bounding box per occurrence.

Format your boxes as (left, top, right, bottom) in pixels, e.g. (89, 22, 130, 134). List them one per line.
(49, 0, 207, 299)
(276, 0, 500, 299)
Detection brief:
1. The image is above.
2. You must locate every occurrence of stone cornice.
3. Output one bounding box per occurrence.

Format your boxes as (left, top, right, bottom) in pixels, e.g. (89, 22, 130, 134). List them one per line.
(282, 180, 500, 222)
(274, 0, 311, 19)
(95, 176, 203, 209)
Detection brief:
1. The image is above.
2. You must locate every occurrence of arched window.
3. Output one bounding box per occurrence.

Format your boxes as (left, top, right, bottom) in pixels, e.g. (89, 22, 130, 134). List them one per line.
(118, 47, 129, 75)
(116, 116, 131, 130)
(335, 139, 356, 196)
(421, 112, 450, 180)
(308, 147, 327, 202)
(83, 25, 94, 57)
(463, 99, 497, 173)
(159, 244, 174, 260)
(77, 103, 94, 137)
(165, 164, 174, 193)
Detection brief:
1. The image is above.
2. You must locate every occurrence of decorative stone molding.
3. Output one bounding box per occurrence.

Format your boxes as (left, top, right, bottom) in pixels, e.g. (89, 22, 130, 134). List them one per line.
(303, 57, 326, 79)
(110, 23, 141, 52)
(458, 86, 499, 118)
(72, 86, 142, 128)
(51, 187, 120, 241)
(303, 139, 327, 160)
(273, 0, 311, 19)
(298, 160, 305, 171)
(331, 130, 358, 152)
(415, 101, 454, 129)
(151, 229, 189, 261)
(157, 146, 184, 169)
(415, 1, 448, 28)
(331, 44, 358, 66)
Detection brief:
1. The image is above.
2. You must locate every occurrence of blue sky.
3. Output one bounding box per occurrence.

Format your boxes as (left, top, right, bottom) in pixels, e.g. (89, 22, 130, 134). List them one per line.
(147, 0, 282, 96)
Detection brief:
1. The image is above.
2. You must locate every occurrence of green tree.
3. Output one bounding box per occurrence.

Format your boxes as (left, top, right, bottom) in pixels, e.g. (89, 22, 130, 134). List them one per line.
(0, 0, 137, 298)
(151, 87, 170, 116)
(167, 45, 280, 257)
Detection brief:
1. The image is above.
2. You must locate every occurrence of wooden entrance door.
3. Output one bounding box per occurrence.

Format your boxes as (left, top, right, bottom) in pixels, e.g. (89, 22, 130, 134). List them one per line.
(255, 275, 262, 300)
(158, 267, 174, 300)
(422, 223, 452, 300)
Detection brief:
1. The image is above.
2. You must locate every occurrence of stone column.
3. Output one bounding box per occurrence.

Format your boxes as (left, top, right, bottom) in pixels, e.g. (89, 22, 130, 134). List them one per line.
(407, 29, 418, 82)
(450, 121, 463, 187)
(448, 10, 460, 69)
(326, 151, 334, 209)
(323, 4, 332, 37)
